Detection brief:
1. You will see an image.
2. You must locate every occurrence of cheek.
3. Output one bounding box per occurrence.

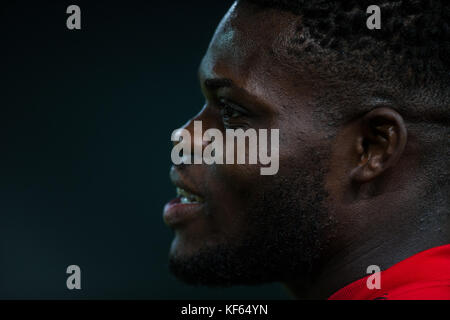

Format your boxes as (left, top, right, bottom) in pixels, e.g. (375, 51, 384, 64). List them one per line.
(196, 163, 265, 238)
(170, 164, 260, 256)
(206, 126, 302, 207)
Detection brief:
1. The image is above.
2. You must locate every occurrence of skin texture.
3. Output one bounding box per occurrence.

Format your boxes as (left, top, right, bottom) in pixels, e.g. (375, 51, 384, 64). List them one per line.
(164, 2, 449, 299)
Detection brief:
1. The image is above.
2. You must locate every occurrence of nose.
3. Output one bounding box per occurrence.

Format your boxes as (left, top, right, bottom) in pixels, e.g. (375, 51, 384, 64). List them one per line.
(172, 104, 217, 163)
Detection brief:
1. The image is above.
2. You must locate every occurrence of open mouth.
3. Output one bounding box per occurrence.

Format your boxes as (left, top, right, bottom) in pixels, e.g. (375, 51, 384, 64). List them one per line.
(163, 185, 205, 227)
(163, 166, 207, 226)
(177, 187, 204, 204)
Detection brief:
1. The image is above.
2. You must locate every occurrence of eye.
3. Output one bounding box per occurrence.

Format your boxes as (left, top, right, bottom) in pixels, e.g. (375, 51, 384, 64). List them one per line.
(218, 98, 247, 121)
(217, 98, 250, 129)
(221, 105, 242, 120)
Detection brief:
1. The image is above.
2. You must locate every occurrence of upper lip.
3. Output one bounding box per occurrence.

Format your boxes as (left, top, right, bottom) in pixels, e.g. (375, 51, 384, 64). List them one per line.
(169, 166, 204, 199)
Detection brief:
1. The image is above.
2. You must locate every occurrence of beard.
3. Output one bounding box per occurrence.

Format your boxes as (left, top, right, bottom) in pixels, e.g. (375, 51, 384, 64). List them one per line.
(168, 146, 335, 287)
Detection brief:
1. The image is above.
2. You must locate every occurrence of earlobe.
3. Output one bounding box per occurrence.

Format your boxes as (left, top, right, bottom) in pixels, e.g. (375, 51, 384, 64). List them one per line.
(351, 107, 407, 183)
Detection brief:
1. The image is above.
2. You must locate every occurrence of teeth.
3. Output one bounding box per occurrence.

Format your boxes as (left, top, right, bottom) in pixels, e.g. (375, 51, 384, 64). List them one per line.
(176, 187, 204, 204)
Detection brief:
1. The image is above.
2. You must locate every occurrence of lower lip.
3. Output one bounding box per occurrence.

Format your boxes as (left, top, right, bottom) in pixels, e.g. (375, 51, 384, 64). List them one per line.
(163, 197, 204, 226)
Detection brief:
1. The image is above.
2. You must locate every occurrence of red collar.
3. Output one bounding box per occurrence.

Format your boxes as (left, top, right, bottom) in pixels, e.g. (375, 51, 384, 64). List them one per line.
(328, 244, 450, 300)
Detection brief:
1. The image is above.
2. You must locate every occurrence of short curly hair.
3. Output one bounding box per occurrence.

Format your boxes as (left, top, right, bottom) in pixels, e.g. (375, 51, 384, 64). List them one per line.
(242, 0, 449, 85)
(239, 0, 450, 125)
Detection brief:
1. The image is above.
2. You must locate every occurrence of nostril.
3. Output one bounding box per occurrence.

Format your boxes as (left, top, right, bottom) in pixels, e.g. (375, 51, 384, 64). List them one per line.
(173, 162, 186, 169)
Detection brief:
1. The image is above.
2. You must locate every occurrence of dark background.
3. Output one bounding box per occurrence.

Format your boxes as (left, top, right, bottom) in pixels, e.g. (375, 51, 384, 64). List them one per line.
(0, 1, 288, 299)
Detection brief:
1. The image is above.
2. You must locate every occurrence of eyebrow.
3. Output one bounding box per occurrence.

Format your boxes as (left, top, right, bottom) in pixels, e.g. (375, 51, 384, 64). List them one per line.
(201, 76, 273, 115)
(203, 78, 233, 90)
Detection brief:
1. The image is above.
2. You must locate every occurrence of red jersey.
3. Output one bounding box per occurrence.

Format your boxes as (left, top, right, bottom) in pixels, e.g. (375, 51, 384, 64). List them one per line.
(329, 244, 450, 300)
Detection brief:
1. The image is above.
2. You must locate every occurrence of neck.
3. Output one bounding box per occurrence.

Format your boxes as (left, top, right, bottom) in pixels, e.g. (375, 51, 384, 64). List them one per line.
(284, 204, 450, 300)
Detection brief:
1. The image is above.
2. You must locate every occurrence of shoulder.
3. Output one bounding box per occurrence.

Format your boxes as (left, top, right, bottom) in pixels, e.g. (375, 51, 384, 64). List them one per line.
(386, 280, 450, 300)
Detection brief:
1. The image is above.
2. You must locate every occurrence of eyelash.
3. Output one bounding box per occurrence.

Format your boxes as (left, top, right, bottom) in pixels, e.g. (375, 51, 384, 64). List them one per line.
(218, 99, 248, 128)
(219, 98, 246, 116)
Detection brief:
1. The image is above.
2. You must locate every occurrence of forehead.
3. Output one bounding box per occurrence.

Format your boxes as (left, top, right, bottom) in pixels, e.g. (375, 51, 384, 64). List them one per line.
(199, 2, 303, 100)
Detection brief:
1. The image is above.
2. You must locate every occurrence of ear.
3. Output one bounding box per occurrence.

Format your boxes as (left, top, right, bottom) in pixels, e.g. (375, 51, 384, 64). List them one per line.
(350, 107, 407, 183)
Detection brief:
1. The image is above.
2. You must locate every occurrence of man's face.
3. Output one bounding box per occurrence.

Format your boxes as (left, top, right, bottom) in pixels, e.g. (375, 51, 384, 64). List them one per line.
(164, 3, 336, 285)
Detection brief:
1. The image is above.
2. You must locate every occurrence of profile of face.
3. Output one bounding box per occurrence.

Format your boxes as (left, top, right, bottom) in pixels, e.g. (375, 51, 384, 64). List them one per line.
(163, 1, 411, 289)
(163, 2, 337, 286)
